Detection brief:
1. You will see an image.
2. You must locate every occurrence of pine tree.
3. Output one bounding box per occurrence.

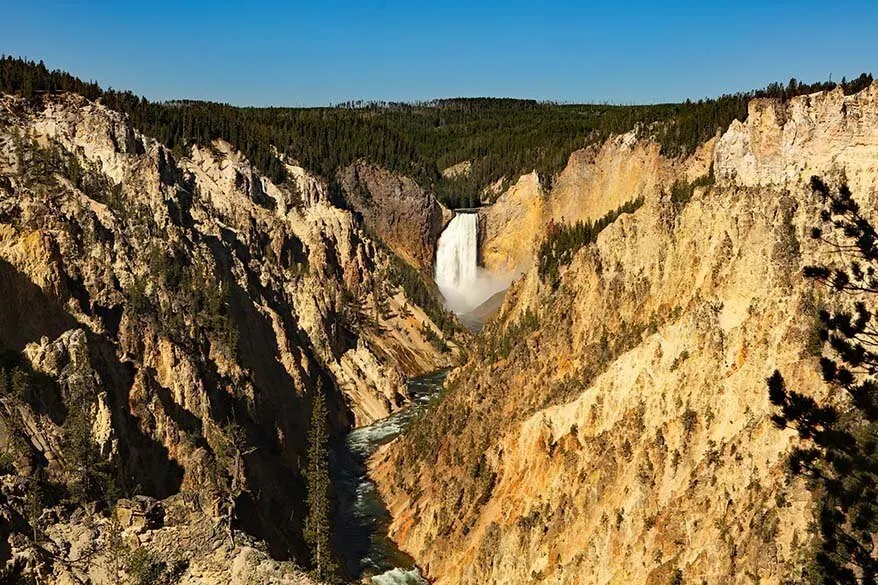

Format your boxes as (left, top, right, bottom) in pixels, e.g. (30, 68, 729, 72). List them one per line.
(767, 177, 878, 584)
(61, 376, 119, 504)
(216, 421, 248, 546)
(24, 469, 46, 542)
(304, 386, 336, 581)
(106, 513, 125, 583)
(63, 398, 99, 502)
(10, 367, 28, 402)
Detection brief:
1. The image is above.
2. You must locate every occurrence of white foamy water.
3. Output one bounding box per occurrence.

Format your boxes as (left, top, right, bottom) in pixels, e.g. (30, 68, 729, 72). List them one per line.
(372, 567, 428, 585)
(434, 212, 510, 314)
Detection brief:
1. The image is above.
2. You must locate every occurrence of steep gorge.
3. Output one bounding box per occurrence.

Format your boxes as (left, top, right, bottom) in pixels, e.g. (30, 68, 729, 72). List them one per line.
(1, 62, 877, 585)
(0, 92, 459, 583)
(373, 84, 878, 584)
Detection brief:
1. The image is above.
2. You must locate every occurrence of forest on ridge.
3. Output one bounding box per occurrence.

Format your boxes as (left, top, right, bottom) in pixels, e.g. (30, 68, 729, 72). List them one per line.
(1, 56, 873, 208)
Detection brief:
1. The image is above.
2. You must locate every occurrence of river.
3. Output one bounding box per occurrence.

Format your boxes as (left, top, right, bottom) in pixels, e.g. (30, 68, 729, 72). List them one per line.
(330, 370, 447, 584)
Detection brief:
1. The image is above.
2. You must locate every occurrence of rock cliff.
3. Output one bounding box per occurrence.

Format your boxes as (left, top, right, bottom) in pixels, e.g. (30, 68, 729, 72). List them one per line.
(337, 161, 451, 268)
(478, 133, 714, 275)
(373, 83, 878, 584)
(0, 92, 458, 582)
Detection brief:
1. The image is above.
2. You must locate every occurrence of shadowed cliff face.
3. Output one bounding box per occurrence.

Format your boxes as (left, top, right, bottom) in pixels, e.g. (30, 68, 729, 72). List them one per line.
(338, 160, 452, 269)
(373, 83, 878, 585)
(0, 257, 77, 351)
(0, 92, 459, 579)
(0, 258, 185, 500)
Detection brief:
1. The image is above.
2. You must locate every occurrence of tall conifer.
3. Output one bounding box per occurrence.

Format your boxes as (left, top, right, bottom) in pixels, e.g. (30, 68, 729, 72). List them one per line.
(305, 385, 336, 581)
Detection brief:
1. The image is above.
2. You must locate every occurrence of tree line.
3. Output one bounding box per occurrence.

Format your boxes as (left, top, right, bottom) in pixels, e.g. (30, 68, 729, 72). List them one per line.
(1, 56, 872, 208)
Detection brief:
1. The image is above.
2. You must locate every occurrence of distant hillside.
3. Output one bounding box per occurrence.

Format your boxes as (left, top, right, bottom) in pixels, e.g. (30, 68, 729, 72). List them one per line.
(1, 56, 872, 208)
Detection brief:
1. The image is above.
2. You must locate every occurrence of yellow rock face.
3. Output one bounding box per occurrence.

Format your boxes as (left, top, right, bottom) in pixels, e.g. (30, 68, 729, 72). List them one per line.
(478, 132, 715, 276)
(716, 84, 878, 199)
(478, 171, 545, 275)
(374, 83, 878, 585)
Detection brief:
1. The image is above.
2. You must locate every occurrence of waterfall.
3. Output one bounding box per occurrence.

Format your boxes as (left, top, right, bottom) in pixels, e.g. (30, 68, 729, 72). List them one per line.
(435, 213, 479, 295)
(435, 212, 509, 314)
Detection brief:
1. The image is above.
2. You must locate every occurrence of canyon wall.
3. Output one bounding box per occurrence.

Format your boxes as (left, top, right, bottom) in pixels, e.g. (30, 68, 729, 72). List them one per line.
(374, 84, 878, 585)
(337, 160, 452, 269)
(0, 92, 457, 582)
(478, 132, 714, 275)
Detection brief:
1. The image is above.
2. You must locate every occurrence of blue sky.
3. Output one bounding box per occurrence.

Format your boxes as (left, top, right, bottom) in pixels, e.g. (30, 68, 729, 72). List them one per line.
(2, 1, 877, 106)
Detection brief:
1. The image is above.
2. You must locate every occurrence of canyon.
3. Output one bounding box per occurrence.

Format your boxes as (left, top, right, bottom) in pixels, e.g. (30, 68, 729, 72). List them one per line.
(0, 59, 876, 585)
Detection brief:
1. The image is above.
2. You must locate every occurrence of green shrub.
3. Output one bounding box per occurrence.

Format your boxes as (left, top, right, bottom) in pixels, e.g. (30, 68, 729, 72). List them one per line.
(490, 309, 538, 360)
(127, 249, 239, 356)
(668, 166, 715, 207)
(15, 138, 125, 210)
(682, 408, 698, 436)
(421, 322, 449, 353)
(126, 277, 152, 316)
(125, 546, 167, 585)
(668, 568, 684, 585)
(669, 181, 695, 205)
(669, 350, 689, 371)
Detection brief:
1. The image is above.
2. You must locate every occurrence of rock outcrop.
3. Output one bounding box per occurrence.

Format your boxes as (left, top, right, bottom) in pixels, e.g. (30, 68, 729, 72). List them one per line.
(373, 83, 878, 585)
(337, 161, 450, 268)
(716, 83, 878, 198)
(440, 160, 472, 179)
(1, 488, 320, 584)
